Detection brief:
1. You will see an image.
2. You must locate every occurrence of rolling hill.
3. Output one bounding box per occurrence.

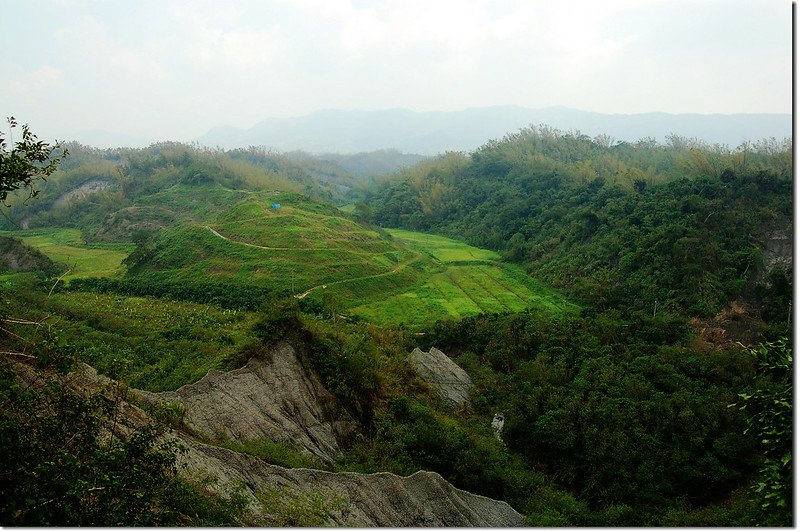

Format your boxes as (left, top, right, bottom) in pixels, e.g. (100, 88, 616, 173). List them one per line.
(112, 189, 576, 328)
(1, 122, 790, 527)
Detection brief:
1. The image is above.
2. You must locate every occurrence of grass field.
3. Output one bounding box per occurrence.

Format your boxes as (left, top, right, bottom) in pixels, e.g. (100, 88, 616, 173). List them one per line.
(133, 184, 254, 223)
(142, 221, 421, 297)
(210, 200, 395, 253)
(0, 228, 133, 280)
(124, 193, 434, 303)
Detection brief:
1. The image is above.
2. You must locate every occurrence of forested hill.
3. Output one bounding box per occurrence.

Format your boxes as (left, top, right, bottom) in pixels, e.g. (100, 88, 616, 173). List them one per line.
(0, 142, 423, 234)
(365, 127, 792, 332)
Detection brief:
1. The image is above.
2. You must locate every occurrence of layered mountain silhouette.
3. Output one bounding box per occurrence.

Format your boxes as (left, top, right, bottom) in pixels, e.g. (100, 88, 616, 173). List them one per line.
(196, 106, 791, 155)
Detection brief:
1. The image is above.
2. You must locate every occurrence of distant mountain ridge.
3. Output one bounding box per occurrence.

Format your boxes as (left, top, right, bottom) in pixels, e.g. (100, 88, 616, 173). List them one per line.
(196, 106, 791, 155)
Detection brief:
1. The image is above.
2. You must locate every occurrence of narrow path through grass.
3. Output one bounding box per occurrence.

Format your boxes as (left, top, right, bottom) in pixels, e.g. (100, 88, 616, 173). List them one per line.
(206, 226, 311, 251)
(207, 225, 401, 256)
(294, 252, 422, 299)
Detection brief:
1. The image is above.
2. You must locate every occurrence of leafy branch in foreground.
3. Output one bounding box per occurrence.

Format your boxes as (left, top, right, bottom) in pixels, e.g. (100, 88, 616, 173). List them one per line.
(0, 117, 68, 205)
(732, 337, 792, 525)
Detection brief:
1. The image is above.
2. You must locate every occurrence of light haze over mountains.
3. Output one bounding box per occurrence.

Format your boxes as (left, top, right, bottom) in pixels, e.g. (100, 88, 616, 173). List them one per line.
(193, 106, 791, 155)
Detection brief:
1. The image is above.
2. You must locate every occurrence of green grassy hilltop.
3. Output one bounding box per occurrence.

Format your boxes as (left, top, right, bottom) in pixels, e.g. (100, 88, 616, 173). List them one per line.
(154, 194, 575, 327)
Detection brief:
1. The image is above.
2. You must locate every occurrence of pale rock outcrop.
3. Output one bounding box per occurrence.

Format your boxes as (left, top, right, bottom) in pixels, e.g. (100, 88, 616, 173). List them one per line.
(135, 342, 359, 464)
(760, 225, 792, 277)
(491, 413, 505, 442)
(409, 347, 472, 408)
(52, 179, 113, 209)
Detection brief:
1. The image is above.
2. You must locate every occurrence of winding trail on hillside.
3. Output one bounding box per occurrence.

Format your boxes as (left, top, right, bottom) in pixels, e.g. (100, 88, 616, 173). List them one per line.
(204, 225, 422, 299)
(206, 226, 313, 251)
(206, 225, 397, 256)
(293, 252, 421, 299)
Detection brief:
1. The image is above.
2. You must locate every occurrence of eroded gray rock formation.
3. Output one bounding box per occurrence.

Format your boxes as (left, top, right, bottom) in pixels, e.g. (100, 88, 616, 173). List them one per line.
(135, 342, 359, 464)
(180, 437, 526, 527)
(409, 347, 472, 408)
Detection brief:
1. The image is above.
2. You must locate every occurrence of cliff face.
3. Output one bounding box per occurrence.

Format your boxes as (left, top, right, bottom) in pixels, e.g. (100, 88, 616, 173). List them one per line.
(135, 342, 359, 465)
(51, 179, 113, 209)
(16, 343, 525, 526)
(690, 222, 792, 348)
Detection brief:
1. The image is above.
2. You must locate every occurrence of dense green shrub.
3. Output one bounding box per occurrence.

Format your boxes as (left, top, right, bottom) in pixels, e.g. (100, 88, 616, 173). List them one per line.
(732, 337, 792, 526)
(0, 361, 183, 525)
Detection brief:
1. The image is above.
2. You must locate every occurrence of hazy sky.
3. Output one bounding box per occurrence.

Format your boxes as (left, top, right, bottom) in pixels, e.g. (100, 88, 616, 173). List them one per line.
(1, 0, 791, 143)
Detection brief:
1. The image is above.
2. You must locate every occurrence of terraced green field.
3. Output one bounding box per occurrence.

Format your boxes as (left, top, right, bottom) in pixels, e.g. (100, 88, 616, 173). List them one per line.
(0, 228, 133, 280)
(343, 231, 577, 328)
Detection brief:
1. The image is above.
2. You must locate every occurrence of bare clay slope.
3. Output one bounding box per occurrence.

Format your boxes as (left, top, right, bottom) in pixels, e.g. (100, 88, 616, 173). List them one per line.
(180, 437, 525, 527)
(136, 342, 358, 465)
(409, 347, 472, 409)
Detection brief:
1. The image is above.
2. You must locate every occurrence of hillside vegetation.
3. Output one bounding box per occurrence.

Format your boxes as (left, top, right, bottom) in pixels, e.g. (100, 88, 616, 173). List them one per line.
(0, 229, 131, 280)
(358, 127, 792, 524)
(0, 125, 791, 527)
(0, 142, 424, 235)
